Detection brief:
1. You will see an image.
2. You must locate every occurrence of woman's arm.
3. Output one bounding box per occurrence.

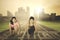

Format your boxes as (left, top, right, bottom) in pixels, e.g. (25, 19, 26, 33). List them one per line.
(17, 22, 20, 30)
(16, 22, 20, 34)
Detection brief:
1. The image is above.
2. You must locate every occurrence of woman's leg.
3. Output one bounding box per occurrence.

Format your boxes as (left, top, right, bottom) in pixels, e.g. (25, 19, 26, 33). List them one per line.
(16, 26, 20, 35)
(9, 29, 11, 35)
(17, 29, 20, 35)
(12, 30, 15, 34)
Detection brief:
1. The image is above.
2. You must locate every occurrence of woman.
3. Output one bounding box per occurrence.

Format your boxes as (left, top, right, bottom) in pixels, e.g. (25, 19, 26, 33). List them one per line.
(28, 16, 35, 37)
(9, 17, 20, 35)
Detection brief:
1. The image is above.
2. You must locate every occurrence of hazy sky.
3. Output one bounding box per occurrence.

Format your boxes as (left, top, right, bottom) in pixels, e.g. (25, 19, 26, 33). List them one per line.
(0, 0, 60, 16)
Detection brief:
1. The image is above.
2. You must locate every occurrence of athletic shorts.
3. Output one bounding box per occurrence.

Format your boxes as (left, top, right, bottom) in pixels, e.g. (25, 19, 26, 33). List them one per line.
(11, 27, 14, 30)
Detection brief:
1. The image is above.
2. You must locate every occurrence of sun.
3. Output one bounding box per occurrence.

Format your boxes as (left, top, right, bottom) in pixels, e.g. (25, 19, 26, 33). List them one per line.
(29, 6, 43, 17)
(35, 7, 43, 14)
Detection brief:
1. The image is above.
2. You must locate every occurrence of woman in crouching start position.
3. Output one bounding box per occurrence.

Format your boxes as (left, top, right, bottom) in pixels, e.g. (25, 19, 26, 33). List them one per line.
(9, 17, 20, 35)
(28, 16, 35, 37)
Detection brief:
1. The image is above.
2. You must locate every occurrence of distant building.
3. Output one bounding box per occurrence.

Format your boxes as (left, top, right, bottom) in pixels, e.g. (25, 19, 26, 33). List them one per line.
(39, 9, 50, 21)
(50, 13, 56, 21)
(55, 15, 60, 21)
(7, 11, 13, 17)
(26, 7, 30, 18)
(34, 12, 38, 20)
(15, 12, 18, 18)
(15, 7, 30, 22)
(39, 11, 60, 21)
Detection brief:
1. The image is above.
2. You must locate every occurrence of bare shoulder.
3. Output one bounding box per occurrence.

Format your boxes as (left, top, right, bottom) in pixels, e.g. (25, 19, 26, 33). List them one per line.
(16, 22, 19, 24)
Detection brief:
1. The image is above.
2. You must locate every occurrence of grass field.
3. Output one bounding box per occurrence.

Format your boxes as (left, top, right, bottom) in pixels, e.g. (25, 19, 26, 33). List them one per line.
(40, 21, 60, 32)
(0, 22, 9, 32)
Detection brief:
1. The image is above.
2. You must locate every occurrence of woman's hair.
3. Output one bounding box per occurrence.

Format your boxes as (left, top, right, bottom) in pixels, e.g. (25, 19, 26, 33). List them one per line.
(29, 16, 34, 20)
(10, 17, 16, 25)
(29, 16, 35, 24)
